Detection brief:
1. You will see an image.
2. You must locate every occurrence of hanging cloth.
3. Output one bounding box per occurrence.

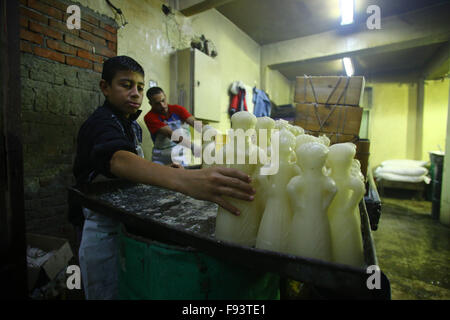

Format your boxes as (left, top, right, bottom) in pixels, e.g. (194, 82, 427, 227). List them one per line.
(253, 87, 271, 117)
(229, 81, 248, 117)
(229, 88, 248, 116)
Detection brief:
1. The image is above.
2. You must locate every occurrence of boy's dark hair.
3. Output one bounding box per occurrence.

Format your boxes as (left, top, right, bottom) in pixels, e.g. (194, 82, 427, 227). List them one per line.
(101, 56, 144, 84)
(146, 86, 164, 100)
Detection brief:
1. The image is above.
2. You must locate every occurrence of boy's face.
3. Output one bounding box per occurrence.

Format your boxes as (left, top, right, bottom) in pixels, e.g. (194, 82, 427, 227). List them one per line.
(100, 70, 145, 117)
(149, 92, 168, 115)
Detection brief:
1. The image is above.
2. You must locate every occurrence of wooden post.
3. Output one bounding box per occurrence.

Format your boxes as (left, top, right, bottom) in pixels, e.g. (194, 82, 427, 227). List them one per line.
(0, 0, 28, 299)
(415, 78, 425, 160)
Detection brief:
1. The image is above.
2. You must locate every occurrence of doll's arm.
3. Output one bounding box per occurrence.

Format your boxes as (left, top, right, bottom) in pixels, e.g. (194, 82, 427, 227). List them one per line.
(346, 177, 365, 211)
(322, 178, 337, 211)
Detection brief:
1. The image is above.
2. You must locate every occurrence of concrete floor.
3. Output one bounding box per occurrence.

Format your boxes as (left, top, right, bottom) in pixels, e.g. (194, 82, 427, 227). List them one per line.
(373, 197, 450, 300)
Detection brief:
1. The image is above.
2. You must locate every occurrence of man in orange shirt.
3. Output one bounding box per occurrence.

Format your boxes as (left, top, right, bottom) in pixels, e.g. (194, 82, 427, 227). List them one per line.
(144, 87, 201, 166)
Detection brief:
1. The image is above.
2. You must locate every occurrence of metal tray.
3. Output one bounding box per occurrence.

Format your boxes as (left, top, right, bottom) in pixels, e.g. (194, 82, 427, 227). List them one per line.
(68, 180, 390, 299)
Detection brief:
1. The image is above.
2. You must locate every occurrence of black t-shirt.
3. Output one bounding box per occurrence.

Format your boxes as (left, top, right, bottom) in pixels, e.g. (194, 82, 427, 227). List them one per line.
(70, 100, 142, 226)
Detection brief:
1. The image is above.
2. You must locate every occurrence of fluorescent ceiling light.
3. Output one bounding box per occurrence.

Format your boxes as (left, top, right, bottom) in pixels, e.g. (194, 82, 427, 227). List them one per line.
(340, 0, 354, 25)
(343, 57, 354, 76)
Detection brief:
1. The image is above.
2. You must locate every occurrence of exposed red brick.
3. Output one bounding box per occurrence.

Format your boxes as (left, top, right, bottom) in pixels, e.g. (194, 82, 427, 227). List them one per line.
(33, 46, 65, 63)
(79, 30, 106, 46)
(20, 40, 33, 53)
(44, 28, 64, 41)
(93, 62, 103, 73)
(107, 41, 116, 53)
(94, 45, 116, 58)
(47, 39, 77, 55)
(91, 27, 116, 43)
(49, 18, 79, 36)
(20, 7, 48, 24)
(108, 26, 117, 34)
(20, 17, 28, 28)
(64, 34, 92, 51)
(39, 0, 68, 12)
(29, 20, 44, 33)
(77, 49, 103, 63)
(28, 0, 63, 20)
(81, 21, 95, 34)
(29, 21, 63, 40)
(47, 7, 64, 21)
(20, 28, 43, 45)
(104, 31, 116, 43)
(101, 22, 117, 35)
(81, 14, 99, 27)
(66, 56, 92, 69)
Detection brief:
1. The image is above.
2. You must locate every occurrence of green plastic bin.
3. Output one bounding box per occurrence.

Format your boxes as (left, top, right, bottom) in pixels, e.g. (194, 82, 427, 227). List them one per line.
(118, 226, 280, 300)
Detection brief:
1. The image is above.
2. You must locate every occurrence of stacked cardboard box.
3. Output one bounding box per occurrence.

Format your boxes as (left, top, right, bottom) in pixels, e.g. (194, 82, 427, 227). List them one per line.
(294, 76, 365, 142)
(294, 76, 369, 178)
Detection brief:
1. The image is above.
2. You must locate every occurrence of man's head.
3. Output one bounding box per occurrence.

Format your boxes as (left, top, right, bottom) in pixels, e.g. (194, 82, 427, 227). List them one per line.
(147, 87, 168, 115)
(100, 56, 145, 118)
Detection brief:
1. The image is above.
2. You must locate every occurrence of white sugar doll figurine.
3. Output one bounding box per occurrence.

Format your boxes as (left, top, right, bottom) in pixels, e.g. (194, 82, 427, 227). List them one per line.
(318, 134, 330, 147)
(288, 124, 305, 137)
(274, 119, 289, 130)
(296, 133, 331, 175)
(327, 143, 366, 267)
(286, 142, 337, 261)
(285, 125, 304, 164)
(349, 158, 365, 256)
(351, 159, 365, 183)
(256, 128, 299, 253)
(253, 117, 276, 215)
(274, 119, 304, 137)
(215, 111, 266, 246)
(201, 125, 219, 168)
(295, 133, 329, 149)
(255, 117, 275, 159)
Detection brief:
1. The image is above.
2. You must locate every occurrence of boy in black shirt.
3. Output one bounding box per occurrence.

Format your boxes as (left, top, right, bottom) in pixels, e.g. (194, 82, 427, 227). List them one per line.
(72, 56, 255, 299)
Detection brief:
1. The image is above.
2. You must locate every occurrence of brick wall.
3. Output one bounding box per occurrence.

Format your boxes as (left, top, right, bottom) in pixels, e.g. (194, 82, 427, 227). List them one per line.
(19, 0, 118, 243)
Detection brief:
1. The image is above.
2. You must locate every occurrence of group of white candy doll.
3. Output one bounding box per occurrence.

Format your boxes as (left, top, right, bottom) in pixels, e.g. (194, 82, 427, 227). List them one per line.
(202, 111, 366, 268)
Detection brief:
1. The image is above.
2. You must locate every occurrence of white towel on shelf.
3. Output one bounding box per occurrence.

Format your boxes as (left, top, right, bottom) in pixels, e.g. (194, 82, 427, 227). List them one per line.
(375, 159, 431, 184)
(376, 166, 428, 177)
(381, 159, 428, 168)
(374, 170, 431, 184)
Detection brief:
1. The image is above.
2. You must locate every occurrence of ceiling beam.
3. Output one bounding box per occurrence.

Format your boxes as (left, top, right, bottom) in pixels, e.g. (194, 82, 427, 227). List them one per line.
(179, 0, 237, 17)
(363, 69, 422, 83)
(421, 42, 450, 80)
(262, 2, 450, 72)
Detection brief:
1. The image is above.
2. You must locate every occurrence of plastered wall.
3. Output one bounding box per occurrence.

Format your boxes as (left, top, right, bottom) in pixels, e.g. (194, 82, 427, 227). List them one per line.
(367, 80, 448, 169)
(422, 79, 449, 160)
(265, 68, 294, 106)
(368, 82, 410, 168)
(440, 83, 450, 226)
(188, 9, 260, 133)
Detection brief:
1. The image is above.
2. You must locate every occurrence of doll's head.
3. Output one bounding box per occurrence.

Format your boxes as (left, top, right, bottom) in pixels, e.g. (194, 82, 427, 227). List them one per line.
(326, 143, 356, 170)
(296, 142, 329, 170)
(255, 117, 275, 147)
(278, 128, 296, 158)
(231, 111, 257, 130)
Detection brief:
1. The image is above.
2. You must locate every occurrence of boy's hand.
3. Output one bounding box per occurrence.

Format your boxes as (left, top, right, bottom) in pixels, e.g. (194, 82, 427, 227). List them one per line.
(179, 167, 255, 216)
(110, 150, 254, 216)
